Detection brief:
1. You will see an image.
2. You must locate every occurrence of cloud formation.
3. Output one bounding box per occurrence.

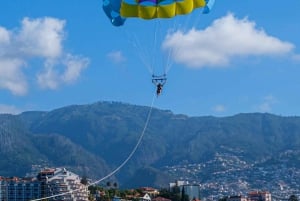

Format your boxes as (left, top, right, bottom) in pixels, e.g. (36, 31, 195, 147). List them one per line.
(212, 104, 226, 113)
(0, 58, 27, 95)
(0, 17, 89, 95)
(163, 13, 295, 68)
(257, 95, 278, 113)
(37, 55, 89, 90)
(107, 50, 126, 64)
(0, 104, 22, 114)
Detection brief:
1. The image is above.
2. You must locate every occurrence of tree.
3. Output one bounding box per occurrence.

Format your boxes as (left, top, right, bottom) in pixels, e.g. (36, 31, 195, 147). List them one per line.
(181, 186, 185, 201)
(159, 187, 183, 201)
(81, 176, 88, 185)
(180, 187, 189, 201)
(106, 181, 111, 188)
(289, 195, 298, 201)
(218, 196, 228, 201)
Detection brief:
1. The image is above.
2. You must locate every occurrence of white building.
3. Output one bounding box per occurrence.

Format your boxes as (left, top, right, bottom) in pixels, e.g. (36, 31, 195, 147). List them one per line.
(247, 191, 272, 201)
(139, 193, 152, 201)
(38, 168, 89, 201)
(0, 168, 88, 201)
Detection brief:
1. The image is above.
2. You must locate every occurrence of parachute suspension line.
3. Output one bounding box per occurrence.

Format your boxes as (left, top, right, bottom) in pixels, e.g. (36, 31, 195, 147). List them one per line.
(127, 31, 154, 75)
(150, 20, 161, 76)
(192, 6, 210, 28)
(30, 93, 157, 201)
(127, 20, 174, 77)
(163, 19, 179, 75)
(192, 12, 203, 28)
(182, 11, 193, 31)
(164, 44, 175, 75)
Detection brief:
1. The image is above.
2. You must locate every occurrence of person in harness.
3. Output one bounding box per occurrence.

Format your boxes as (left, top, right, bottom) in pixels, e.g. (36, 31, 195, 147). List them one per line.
(152, 74, 167, 96)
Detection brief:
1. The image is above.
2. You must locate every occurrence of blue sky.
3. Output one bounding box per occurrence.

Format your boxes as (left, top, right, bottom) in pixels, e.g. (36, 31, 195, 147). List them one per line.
(0, 0, 299, 117)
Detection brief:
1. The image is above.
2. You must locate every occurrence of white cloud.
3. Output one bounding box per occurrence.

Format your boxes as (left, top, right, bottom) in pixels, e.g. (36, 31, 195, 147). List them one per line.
(17, 17, 65, 58)
(0, 17, 89, 95)
(212, 104, 226, 113)
(0, 58, 28, 95)
(36, 59, 60, 89)
(62, 54, 89, 83)
(257, 95, 278, 113)
(107, 51, 126, 64)
(292, 54, 300, 61)
(0, 27, 10, 44)
(0, 104, 22, 114)
(37, 55, 89, 89)
(163, 13, 295, 68)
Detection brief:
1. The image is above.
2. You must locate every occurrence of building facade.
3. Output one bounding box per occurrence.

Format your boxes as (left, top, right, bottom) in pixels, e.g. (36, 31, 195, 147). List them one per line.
(170, 181, 201, 201)
(226, 195, 247, 201)
(247, 191, 272, 201)
(0, 168, 88, 201)
(0, 177, 41, 201)
(182, 184, 201, 201)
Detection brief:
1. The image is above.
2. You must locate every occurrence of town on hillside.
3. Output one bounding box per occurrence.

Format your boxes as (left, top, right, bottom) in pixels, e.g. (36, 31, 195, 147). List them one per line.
(0, 167, 299, 201)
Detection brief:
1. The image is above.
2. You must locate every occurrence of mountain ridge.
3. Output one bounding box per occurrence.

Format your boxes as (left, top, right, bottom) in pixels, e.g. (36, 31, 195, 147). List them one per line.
(1, 101, 300, 189)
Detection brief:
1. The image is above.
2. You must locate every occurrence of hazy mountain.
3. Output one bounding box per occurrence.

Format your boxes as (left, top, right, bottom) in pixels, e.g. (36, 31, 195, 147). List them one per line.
(0, 114, 35, 176)
(1, 101, 300, 188)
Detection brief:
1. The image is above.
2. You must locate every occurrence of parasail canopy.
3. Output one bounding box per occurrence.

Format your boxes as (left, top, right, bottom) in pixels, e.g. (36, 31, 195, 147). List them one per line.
(103, 0, 215, 26)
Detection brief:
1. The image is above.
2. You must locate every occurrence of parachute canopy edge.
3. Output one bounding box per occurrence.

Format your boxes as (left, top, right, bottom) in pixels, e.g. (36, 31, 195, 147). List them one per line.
(103, 0, 126, 26)
(202, 0, 215, 14)
(102, 0, 215, 26)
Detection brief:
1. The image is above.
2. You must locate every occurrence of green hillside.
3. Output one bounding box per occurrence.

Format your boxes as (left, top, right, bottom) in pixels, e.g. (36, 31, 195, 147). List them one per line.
(1, 101, 300, 188)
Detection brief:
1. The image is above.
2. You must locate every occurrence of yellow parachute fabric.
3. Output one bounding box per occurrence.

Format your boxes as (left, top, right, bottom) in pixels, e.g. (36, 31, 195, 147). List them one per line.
(120, 0, 206, 19)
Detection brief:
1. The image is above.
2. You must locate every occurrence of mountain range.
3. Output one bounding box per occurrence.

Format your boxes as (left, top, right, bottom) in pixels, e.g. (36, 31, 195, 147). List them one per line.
(1, 101, 300, 189)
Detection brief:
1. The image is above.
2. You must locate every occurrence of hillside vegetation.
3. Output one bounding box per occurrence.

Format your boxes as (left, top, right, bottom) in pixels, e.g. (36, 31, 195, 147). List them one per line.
(1, 101, 300, 188)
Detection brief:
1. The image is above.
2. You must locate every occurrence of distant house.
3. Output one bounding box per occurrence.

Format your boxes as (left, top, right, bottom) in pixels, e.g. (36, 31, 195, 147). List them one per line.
(140, 193, 152, 201)
(152, 196, 172, 201)
(227, 195, 247, 201)
(140, 187, 160, 197)
(247, 191, 272, 201)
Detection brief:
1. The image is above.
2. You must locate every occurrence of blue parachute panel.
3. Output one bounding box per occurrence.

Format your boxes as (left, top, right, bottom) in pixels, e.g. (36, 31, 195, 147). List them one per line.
(103, 0, 126, 26)
(202, 0, 215, 14)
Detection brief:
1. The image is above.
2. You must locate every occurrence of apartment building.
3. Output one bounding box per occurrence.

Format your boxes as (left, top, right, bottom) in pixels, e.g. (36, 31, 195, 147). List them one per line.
(0, 177, 41, 201)
(0, 168, 88, 201)
(247, 191, 272, 201)
(170, 181, 201, 201)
